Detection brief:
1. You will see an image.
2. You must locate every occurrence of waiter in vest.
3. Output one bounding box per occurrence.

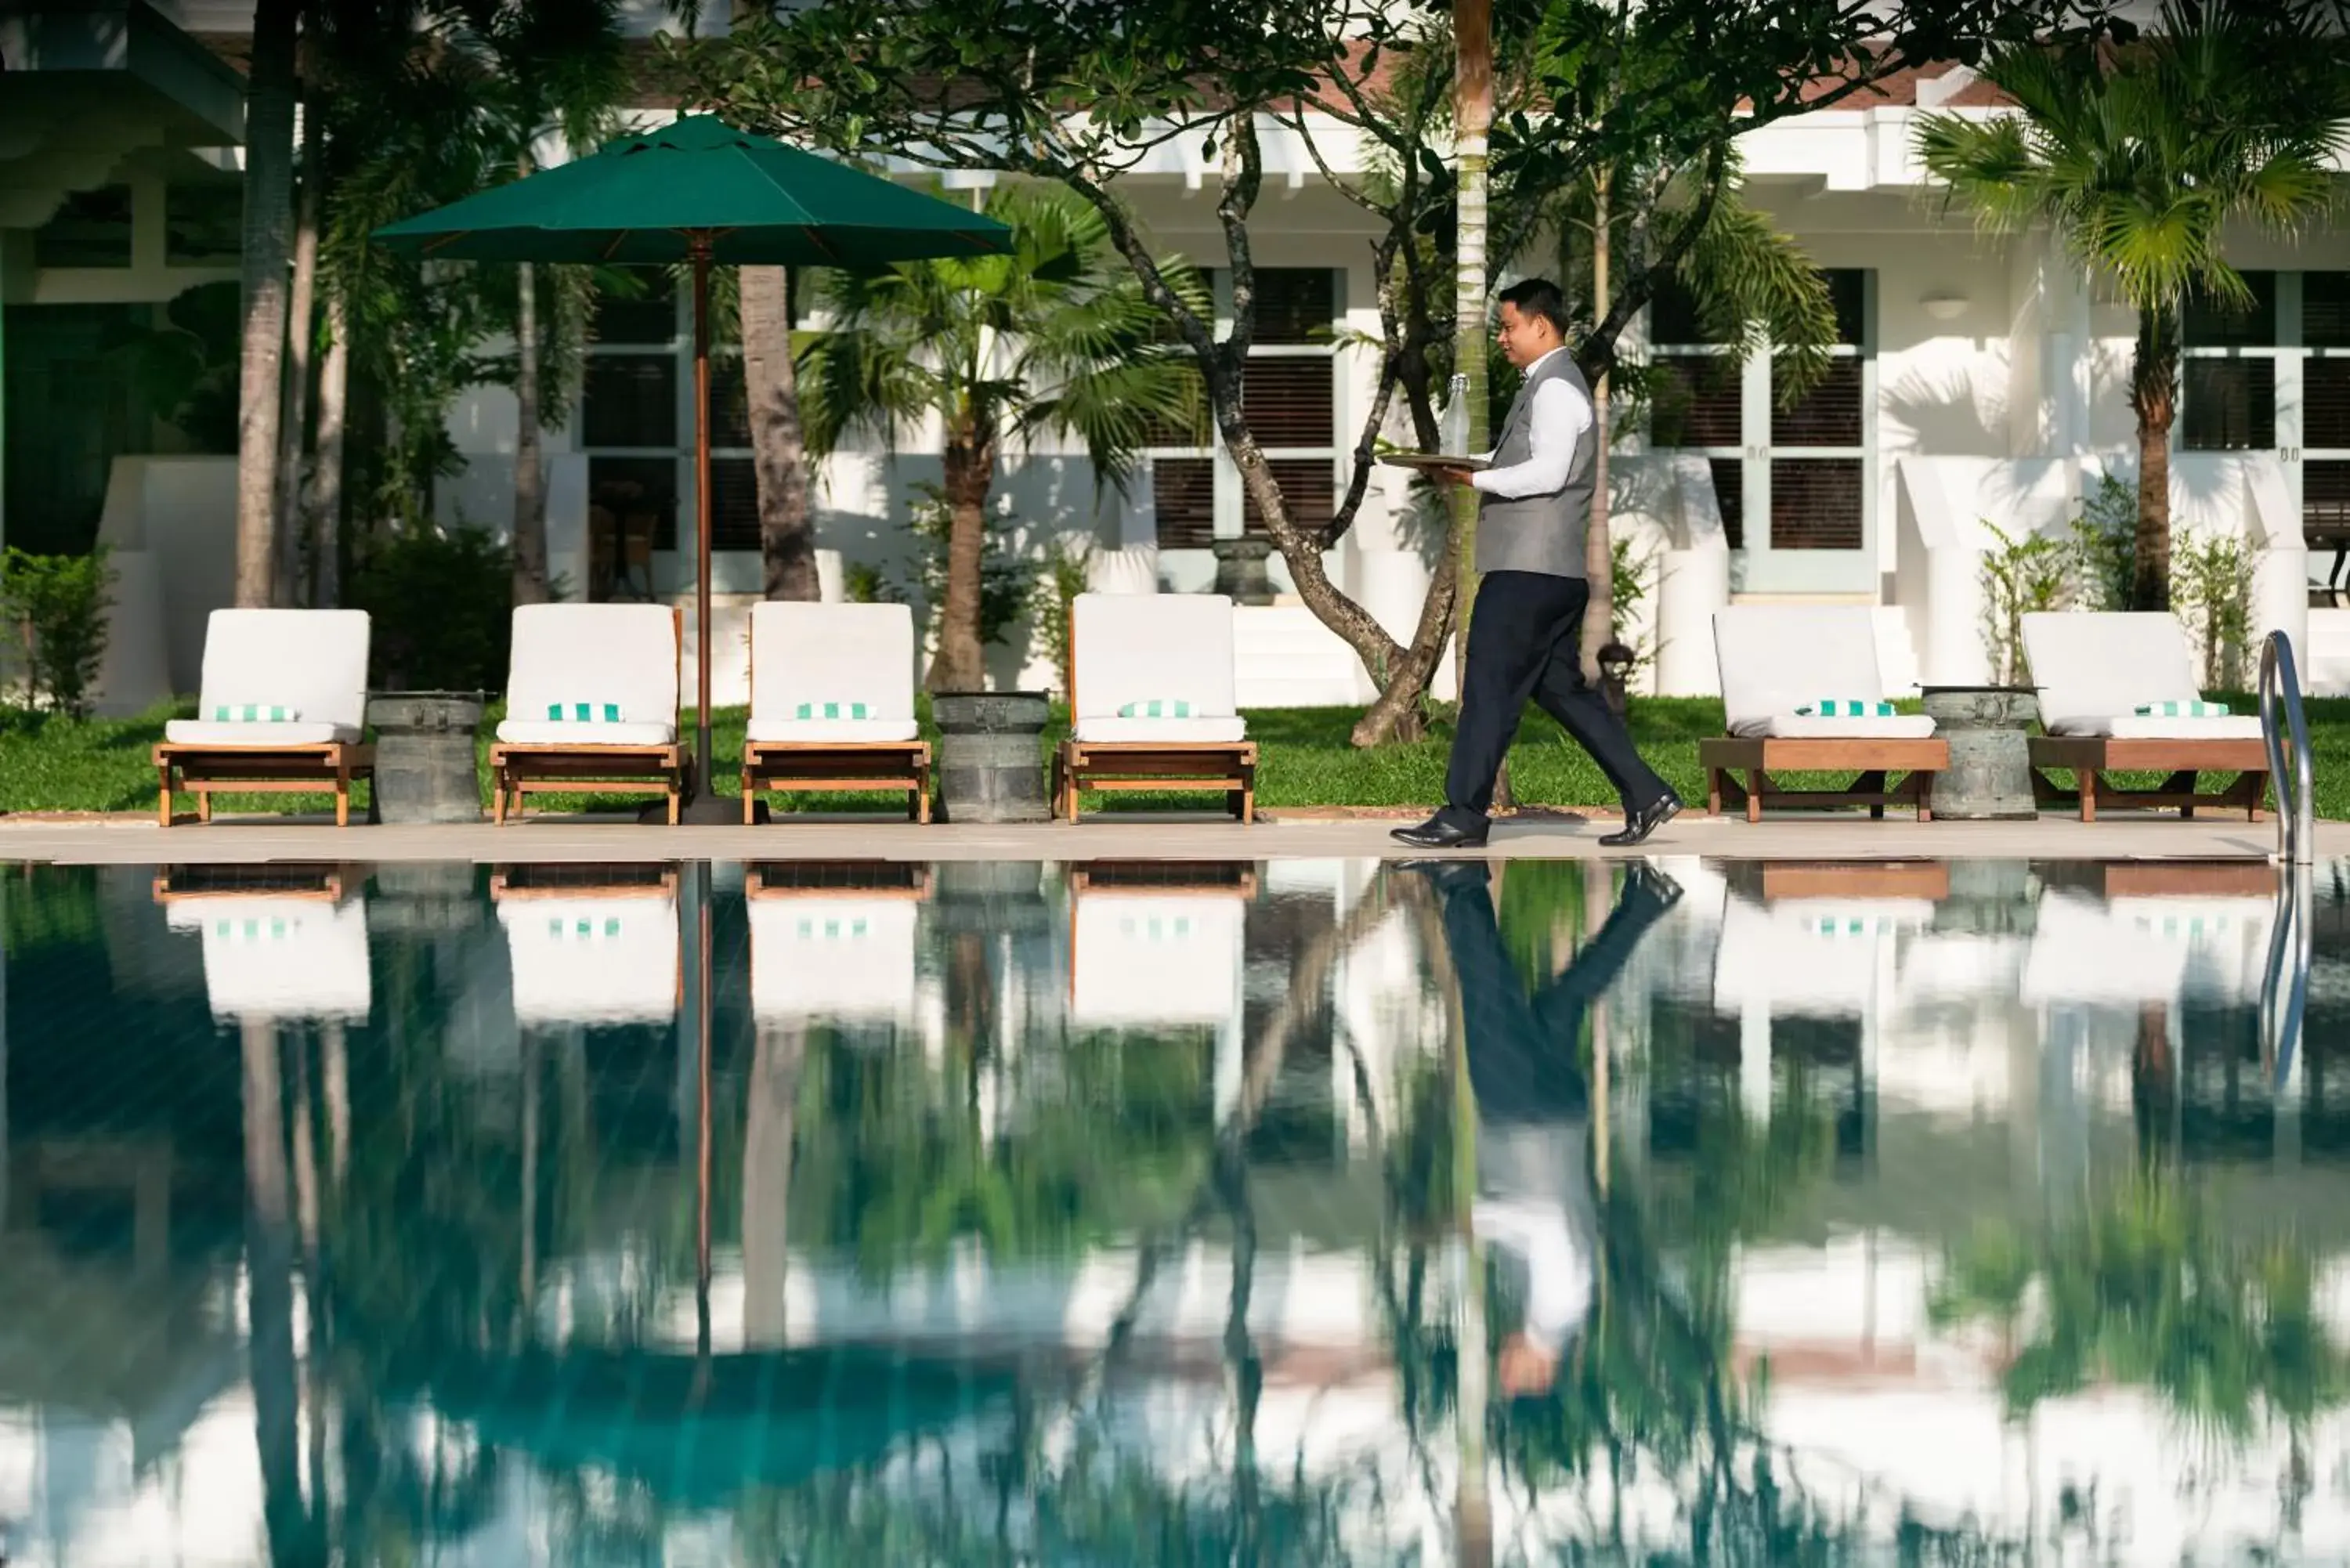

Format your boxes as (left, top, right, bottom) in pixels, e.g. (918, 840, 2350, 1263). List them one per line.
(1394, 277, 1682, 851)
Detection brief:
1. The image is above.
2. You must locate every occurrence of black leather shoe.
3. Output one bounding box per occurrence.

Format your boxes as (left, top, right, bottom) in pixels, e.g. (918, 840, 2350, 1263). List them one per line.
(1599, 793, 1682, 847)
(1625, 860, 1684, 908)
(1390, 814, 1488, 850)
(1394, 858, 1493, 894)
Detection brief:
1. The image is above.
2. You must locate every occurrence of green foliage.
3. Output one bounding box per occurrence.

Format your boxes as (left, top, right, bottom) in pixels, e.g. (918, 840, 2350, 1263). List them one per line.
(1610, 535, 1658, 670)
(842, 561, 902, 605)
(1916, 3, 2349, 321)
(1977, 521, 2071, 686)
(898, 485, 1035, 653)
(1029, 536, 1096, 702)
(2171, 526, 2256, 689)
(105, 281, 242, 453)
(2066, 471, 2138, 612)
(2, 865, 107, 957)
(2, 546, 115, 721)
(1931, 1180, 2349, 1434)
(345, 526, 515, 693)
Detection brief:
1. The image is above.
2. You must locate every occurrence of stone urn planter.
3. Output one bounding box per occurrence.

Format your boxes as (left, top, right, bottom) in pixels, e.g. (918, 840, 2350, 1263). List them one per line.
(1210, 537, 1277, 605)
(1918, 685, 2039, 822)
(365, 691, 486, 824)
(931, 691, 1052, 824)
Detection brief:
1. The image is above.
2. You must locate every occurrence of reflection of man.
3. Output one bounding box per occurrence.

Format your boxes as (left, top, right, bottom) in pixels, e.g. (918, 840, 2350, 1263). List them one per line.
(1412, 858, 1680, 1395)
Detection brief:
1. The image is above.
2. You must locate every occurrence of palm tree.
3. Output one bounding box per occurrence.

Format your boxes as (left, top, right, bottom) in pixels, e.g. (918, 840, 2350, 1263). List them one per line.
(432, 0, 629, 606)
(1918, 2, 2349, 612)
(799, 185, 1202, 692)
(233, 0, 301, 608)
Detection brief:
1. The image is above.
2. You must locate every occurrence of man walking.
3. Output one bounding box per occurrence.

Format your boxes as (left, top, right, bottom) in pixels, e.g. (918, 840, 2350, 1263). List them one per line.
(1408, 856, 1682, 1394)
(1394, 278, 1681, 850)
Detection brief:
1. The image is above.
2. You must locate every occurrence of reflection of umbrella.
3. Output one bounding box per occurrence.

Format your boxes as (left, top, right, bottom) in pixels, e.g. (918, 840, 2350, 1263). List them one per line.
(377, 116, 1011, 819)
(420, 1346, 1018, 1503)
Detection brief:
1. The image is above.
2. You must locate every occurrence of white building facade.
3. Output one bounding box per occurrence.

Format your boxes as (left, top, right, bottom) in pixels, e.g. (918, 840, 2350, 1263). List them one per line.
(7, 5, 2349, 710)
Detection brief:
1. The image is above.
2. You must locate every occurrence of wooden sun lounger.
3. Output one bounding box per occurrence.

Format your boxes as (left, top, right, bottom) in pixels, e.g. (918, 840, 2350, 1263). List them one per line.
(489, 741, 687, 824)
(1698, 737, 1947, 823)
(2026, 735, 2269, 823)
(154, 741, 374, 828)
(1054, 603, 1256, 824)
(490, 604, 687, 824)
(740, 740, 931, 824)
(1055, 739, 1259, 823)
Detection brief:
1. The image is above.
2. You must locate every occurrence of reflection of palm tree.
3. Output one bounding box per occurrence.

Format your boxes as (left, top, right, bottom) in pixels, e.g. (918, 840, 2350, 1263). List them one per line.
(1930, 1178, 2350, 1443)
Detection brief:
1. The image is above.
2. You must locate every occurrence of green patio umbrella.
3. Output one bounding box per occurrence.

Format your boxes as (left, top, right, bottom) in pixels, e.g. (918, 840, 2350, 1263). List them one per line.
(376, 115, 1013, 820)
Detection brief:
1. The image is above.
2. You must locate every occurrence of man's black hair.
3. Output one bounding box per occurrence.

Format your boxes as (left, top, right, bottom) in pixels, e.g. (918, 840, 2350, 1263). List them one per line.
(1496, 276, 1571, 338)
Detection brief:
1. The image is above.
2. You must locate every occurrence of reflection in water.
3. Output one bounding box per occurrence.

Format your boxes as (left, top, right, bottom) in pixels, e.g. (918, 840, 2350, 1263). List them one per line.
(0, 857, 2347, 1563)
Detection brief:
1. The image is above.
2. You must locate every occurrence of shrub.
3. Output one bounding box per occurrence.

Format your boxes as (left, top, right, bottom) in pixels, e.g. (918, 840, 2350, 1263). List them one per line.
(345, 526, 515, 694)
(1979, 521, 2070, 686)
(2, 545, 114, 721)
(2171, 528, 2255, 689)
(1029, 536, 1096, 701)
(2066, 471, 2136, 612)
(903, 482, 1034, 652)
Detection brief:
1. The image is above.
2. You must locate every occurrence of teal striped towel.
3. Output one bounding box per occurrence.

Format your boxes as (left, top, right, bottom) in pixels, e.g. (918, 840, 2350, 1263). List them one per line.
(1795, 699, 1898, 717)
(1118, 699, 1194, 718)
(212, 703, 300, 722)
(794, 702, 871, 720)
(2135, 700, 2230, 717)
(547, 702, 625, 723)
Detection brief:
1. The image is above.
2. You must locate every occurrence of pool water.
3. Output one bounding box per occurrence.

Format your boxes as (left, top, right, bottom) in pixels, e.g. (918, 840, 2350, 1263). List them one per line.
(1, 854, 2345, 1566)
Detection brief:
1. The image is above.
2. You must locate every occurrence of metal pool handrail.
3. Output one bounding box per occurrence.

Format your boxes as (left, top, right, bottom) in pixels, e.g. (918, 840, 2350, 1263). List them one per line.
(2259, 629, 2315, 866)
(2263, 862, 2314, 1093)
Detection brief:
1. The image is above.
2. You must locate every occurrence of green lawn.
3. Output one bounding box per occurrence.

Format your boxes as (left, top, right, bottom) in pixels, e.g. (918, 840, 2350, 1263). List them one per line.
(4, 692, 2340, 819)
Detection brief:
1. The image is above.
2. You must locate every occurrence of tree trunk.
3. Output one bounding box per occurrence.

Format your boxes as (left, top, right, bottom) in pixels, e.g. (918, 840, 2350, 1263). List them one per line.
(742, 266, 818, 600)
(1581, 168, 1614, 682)
(276, 133, 321, 607)
(1452, 0, 1494, 677)
(233, 0, 301, 609)
(929, 432, 993, 692)
(513, 247, 550, 603)
(309, 294, 349, 606)
(2131, 305, 2177, 613)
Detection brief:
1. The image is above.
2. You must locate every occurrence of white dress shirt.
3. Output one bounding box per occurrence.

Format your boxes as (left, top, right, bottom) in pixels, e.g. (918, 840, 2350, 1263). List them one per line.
(1470, 345, 1594, 501)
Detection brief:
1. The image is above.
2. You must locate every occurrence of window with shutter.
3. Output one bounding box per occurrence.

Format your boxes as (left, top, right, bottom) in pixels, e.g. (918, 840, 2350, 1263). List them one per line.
(1149, 267, 1342, 551)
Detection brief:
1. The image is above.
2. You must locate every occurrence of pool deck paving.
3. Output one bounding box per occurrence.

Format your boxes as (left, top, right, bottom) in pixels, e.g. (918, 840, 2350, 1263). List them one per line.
(0, 810, 2339, 864)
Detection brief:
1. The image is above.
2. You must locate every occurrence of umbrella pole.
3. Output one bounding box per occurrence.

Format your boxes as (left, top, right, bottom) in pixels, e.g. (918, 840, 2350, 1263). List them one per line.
(692, 235, 716, 807)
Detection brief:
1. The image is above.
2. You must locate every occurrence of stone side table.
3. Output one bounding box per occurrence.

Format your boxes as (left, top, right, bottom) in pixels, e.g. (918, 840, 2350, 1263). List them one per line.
(931, 691, 1051, 823)
(366, 691, 486, 823)
(1918, 685, 2038, 821)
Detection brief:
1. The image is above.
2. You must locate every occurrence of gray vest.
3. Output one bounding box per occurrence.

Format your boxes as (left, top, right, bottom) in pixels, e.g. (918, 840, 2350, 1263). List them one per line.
(1478, 350, 1594, 579)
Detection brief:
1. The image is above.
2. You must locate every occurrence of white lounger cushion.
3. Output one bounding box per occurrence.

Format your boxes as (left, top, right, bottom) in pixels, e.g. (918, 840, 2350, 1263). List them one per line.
(750, 896, 920, 1023)
(2021, 612, 2262, 739)
(164, 609, 371, 746)
(162, 721, 352, 747)
(1069, 894, 1246, 1025)
(1070, 592, 1246, 745)
(494, 721, 681, 749)
(1740, 714, 1938, 741)
(168, 896, 372, 1021)
(1712, 607, 1924, 740)
(747, 602, 918, 747)
(1712, 894, 1934, 1016)
(1073, 716, 1250, 744)
(499, 892, 680, 1024)
(2018, 888, 2269, 1006)
(497, 603, 679, 746)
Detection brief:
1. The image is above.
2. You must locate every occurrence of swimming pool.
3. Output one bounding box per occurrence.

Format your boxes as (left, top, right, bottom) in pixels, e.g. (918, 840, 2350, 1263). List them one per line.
(0, 854, 2342, 1564)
